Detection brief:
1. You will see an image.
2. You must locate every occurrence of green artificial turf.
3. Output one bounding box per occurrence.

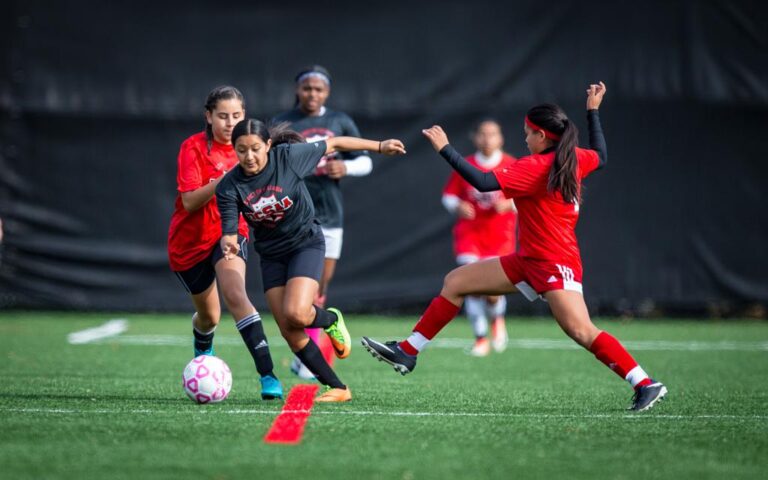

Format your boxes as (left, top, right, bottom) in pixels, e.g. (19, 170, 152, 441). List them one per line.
(1, 312, 766, 479)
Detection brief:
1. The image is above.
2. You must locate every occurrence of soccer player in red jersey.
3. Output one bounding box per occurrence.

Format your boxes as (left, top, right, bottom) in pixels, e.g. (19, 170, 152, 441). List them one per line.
(168, 86, 283, 400)
(442, 119, 517, 356)
(363, 82, 668, 411)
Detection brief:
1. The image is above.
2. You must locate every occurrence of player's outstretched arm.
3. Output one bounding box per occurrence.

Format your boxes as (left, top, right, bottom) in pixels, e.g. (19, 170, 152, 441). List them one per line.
(422, 125, 501, 193)
(325, 136, 406, 156)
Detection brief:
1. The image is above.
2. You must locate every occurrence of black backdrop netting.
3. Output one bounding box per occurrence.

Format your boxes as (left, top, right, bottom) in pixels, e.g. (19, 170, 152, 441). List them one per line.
(0, 1, 767, 312)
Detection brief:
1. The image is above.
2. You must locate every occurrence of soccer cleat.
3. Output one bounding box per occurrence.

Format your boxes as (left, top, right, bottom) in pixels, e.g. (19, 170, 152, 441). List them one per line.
(314, 386, 352, 403)
(629, 381, 668, 412)
(469, 337, 491, 357)
(491, 317, 509, 353)
(290, 357, 317, 380)
(259, 374, 284, 400)
(324, 308, 351, 359)
(361, 337, 417, 375)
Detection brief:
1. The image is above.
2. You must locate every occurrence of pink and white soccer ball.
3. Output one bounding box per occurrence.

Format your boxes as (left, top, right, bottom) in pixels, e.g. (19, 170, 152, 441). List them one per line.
(182, 355, 232, 404)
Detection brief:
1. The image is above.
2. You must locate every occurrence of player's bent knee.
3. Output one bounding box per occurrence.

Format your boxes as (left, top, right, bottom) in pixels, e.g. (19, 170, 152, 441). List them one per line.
(283, 307, 312, 329)
(442, 268, 465, 295)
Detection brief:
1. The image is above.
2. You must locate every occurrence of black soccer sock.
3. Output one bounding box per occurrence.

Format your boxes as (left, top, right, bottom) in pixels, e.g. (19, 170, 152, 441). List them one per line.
(236, 312, 275, 378)
(295, 340, 345, 389)
(308, 306, 338, 329)
(193, 326, 215, 353)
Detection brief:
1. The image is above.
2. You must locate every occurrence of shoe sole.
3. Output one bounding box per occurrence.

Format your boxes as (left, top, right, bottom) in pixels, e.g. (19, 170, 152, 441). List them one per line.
(633, 385, 668, 412)
(261, 393, 283, 400)
(361, 338, 412, 376)
(314, 394, 352, 403)
(326, 308, 351, 359)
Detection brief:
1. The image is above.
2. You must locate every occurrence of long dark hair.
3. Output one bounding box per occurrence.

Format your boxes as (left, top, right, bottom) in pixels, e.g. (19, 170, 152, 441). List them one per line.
(526, 104, 580, 204)
(231, 119, 304, 147)
(204, 85, 244, 154)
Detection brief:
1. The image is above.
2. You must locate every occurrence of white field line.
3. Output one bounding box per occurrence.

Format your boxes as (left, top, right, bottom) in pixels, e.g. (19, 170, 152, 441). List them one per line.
(84, 334, 768, 352)
(1, 407, 766, 420)
(67, 319, 129, 344)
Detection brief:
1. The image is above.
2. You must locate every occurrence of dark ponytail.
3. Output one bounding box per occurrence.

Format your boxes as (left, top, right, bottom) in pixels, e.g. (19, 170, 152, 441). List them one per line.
(204, 85, 244, 154)
(231, 119, 305, 147)
(526, 104, 580, 204)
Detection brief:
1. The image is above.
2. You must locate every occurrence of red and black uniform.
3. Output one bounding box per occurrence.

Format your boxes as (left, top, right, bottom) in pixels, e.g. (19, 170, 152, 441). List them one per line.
(168, 132, 249, 293)
(442, 153, 517, 260)
(493, 147, 599, 298)
(436, 109, 607, 299)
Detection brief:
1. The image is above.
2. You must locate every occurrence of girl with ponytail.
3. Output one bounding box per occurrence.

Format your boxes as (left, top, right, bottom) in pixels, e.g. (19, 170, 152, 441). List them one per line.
(363, 82, 668, 412)
(216, 117, 406, 403)
(168, 86, 284, 401)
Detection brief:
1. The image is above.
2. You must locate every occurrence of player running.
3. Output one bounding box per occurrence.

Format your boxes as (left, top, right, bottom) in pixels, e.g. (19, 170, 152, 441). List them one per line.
(362, 82, 668, 412)
(216, 118, 405, 403)
(167, 86, 283, 400)
(442, 119, 517, 356)
(274, 65, 372, 378)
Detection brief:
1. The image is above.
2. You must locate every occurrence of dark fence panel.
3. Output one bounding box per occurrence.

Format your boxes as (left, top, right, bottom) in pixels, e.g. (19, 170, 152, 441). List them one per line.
(1, 1, 766, 313)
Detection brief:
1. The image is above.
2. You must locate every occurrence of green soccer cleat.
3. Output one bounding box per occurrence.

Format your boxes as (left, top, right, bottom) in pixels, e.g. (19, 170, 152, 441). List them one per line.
(324, 308, 351, 359)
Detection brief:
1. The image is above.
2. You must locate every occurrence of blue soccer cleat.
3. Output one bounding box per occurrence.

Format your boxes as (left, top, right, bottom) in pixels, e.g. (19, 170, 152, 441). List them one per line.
(260, 374, 284, 400)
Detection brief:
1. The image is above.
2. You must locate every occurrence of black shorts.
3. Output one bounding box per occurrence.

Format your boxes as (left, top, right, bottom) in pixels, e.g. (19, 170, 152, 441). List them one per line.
(173, 236, 248, 295)
(260, 232, 325, 292)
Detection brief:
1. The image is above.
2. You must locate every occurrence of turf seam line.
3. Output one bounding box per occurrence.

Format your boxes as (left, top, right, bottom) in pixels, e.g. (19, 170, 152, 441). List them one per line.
(74, 335, 768, 351)
(3, 408, 766, 420)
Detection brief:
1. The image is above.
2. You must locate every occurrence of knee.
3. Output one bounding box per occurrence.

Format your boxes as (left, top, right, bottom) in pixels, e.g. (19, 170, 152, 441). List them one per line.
(283, 305, 314, 329)
(442, 268, 464, 296)
(561, 322, 599, 348)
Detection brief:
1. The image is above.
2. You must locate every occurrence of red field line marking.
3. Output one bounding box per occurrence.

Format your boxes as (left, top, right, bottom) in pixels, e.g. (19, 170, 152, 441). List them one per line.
(263, 384, 319, 445)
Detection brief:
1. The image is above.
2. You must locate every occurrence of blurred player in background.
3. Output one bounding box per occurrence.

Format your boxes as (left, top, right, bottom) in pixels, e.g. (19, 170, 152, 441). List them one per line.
(274, 65, 372, 378)
(216, 118, 405, 402)
(442, 119, 517, 356)
(363, 82, 668, 412)
(168, 86, 283, 400)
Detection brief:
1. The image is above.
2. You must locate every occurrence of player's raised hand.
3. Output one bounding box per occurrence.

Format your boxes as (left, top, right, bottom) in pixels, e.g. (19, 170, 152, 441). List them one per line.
(422, 126, 449, 152)
(220, 234, 240, 260)
(380, 139, 406, 155)
(586, 81, 607, 110)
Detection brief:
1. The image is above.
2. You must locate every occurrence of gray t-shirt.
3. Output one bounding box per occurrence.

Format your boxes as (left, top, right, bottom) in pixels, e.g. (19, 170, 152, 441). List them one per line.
(216, 141, 327, 258)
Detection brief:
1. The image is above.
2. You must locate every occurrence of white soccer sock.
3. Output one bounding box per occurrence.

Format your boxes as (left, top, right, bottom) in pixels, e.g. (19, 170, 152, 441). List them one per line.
(625, 365, 650, 388)
(404, 332, 429, 353)
(465, 296, 489, 338)
(487, 296, 507, 318)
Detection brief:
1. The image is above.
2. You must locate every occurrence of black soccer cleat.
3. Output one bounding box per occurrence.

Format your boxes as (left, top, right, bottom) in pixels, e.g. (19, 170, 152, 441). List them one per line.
(361, 337, 417, 375)
(629, 381, 668, 412)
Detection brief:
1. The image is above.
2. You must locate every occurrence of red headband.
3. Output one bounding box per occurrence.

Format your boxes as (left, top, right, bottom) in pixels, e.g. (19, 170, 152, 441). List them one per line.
(525, 116, 561, 141)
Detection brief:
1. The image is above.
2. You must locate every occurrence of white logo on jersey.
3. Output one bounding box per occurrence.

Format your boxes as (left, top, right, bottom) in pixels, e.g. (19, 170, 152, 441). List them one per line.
(245, 194, 294, 224)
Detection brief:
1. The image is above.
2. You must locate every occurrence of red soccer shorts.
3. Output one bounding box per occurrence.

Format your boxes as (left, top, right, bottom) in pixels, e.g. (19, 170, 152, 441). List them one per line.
(499, 253, 583, 301)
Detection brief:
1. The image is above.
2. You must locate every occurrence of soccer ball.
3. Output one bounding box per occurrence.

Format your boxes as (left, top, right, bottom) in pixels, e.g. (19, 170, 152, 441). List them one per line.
(182, 355, 232, 404)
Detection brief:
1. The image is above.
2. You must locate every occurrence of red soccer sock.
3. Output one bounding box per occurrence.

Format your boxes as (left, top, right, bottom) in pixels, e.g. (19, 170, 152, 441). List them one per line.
(399, 295, 460, 355)
(589, 331, 651, 388)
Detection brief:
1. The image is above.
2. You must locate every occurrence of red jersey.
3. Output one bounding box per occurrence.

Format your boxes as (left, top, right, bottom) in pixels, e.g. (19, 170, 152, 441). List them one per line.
(492, 148, 599, 268)
(443, 153, 518, 258)
(168, 132, 249, 271)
